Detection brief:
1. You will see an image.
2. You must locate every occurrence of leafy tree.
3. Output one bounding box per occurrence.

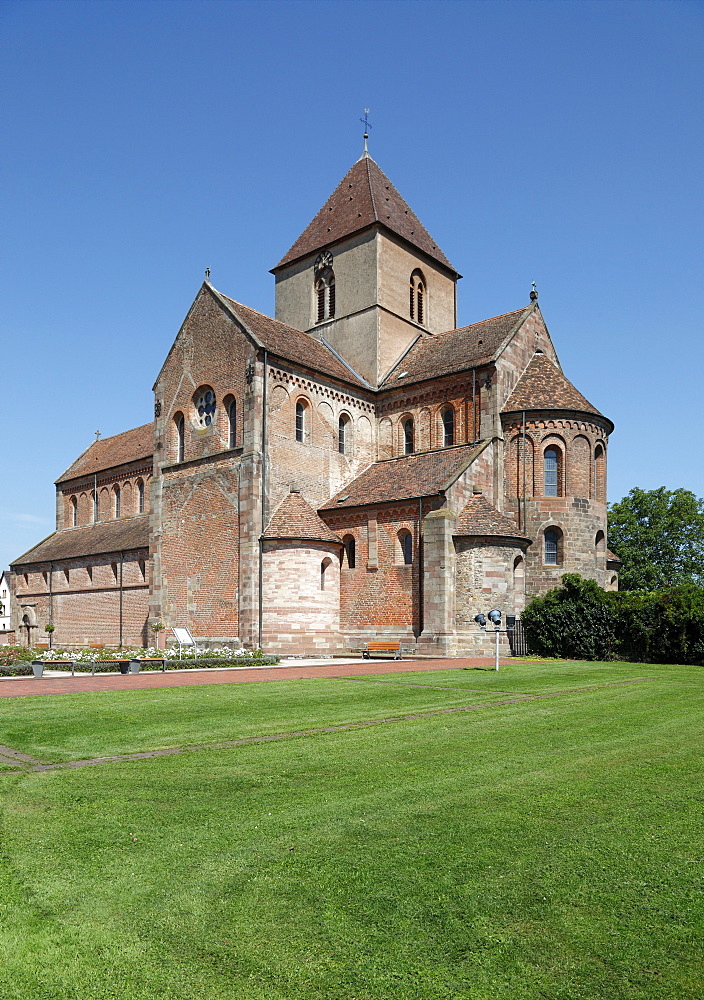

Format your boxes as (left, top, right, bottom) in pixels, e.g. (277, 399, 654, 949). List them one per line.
(608, 487, 704, 591)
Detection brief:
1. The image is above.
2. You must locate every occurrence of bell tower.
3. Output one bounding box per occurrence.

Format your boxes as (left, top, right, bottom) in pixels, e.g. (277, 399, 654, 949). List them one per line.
(271, 152, 461, 387)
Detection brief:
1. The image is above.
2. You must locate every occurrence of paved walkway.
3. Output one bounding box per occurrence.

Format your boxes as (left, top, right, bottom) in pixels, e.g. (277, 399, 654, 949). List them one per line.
(0, 657, 514, 698)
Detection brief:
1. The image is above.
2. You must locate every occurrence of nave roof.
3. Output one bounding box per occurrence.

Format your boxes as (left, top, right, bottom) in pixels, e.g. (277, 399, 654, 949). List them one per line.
(56, 424, 153, 485)
(11, 515, 150, 567)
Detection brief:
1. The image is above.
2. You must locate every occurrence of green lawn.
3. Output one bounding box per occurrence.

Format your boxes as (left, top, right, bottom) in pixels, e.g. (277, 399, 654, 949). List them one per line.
(0, 660, 702, 999)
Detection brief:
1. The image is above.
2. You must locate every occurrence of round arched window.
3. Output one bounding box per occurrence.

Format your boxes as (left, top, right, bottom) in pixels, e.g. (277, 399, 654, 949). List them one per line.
(195, 389, 216, 428)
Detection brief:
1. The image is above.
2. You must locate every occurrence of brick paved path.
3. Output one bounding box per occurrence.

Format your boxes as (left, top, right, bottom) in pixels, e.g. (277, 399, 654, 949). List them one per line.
(0, 658, 514, 698)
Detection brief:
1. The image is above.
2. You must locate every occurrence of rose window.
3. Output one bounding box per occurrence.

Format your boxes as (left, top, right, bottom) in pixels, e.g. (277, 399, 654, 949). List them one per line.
(195, 389, 216, 428)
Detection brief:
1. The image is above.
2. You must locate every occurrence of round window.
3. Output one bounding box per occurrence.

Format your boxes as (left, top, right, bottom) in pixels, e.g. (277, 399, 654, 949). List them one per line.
(195, 389, 216, 428)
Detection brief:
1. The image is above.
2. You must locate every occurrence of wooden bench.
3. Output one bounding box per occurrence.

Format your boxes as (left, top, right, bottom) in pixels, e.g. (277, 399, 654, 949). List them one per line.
(362, 641, 403, 660)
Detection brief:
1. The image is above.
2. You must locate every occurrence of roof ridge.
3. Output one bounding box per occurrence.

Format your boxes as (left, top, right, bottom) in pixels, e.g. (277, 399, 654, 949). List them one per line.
(365, 155, 379, 218)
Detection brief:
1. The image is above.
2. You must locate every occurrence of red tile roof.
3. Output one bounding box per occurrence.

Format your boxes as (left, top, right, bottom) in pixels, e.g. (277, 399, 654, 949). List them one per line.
(320, 443, 484, 509)
(56, 424, 153, 484)
(215, 291, 369, 389)
(454, 494, 531, 542)
(11, 516, 150, 566)
(273, 155, 457, 274)
(264, 492, 342, 544)
(502, 353, 605, 418)
(383, 306, 532, 386)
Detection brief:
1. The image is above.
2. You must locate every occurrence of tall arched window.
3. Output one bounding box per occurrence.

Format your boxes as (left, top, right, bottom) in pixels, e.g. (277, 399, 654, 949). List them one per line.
(228, 399, 237, 448)
(595, 529, 606, 565)
(513, 554, 525, 591)
(338, 414, 351, 455)
(175, 413, 185, 462)
(402, 531, 413, 565)
(295, 400, 308, 443)
(544, 528, 561, 565)
(315, 269, 336, 323)
(403, 418, 414, 455)
(343, 535, 356, 569)
(114, 485, 121, 519)
(194, 387, 216, 428)
(442, 407, 454, 447)
(409, 269, 426, 325)
(321, 557, 332, 591)
(137, 479, 145, 514)
(71, 495, 78, 527)
(544, 447, 559, 497)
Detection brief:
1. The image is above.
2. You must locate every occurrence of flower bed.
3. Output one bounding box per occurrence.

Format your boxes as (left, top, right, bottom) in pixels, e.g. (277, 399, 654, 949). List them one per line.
(42, 655, 280, 673)
(1, 645, 280, 672)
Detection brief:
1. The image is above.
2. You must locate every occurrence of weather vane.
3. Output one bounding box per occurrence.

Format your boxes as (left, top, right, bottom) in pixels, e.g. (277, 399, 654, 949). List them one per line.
(360, 108, 372, 155)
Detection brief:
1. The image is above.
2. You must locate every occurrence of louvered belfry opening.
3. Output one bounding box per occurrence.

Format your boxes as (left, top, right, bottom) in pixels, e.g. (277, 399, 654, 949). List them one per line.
(315, 269, 335, 324)
(409, 269, 425, 325)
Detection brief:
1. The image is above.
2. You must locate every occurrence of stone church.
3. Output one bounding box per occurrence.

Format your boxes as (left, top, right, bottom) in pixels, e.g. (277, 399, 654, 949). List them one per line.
(11, 149, 618, 655)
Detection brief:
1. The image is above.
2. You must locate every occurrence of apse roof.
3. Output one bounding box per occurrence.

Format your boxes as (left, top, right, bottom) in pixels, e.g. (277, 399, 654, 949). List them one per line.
(454, 494, 531, 543)
(383, 306, 533, 386)
(11, 516, 150, 566)
(264, 491, 342, 544)
(320, 443, 484, 509)
(56, 425, 153, 484)
(273, 155, 457, 274)
(502, 353, 605, 419)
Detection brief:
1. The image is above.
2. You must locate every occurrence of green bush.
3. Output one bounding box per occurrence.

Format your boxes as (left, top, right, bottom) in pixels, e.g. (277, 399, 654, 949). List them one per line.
(0, 663, 33, 676)
(522, 575, 704, 664)
(521, 574, 617, 661)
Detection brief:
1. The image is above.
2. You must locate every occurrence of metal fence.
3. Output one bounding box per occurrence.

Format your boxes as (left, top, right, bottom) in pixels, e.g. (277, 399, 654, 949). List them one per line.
(507, 618, 529, 657)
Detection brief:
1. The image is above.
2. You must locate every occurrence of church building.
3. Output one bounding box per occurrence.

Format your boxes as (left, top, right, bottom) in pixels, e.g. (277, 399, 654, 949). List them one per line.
(10, 148, 618, 655)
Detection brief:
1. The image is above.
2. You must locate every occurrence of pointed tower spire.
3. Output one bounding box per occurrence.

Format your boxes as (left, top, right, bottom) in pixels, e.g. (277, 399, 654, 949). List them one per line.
(360, 108, 371, 158)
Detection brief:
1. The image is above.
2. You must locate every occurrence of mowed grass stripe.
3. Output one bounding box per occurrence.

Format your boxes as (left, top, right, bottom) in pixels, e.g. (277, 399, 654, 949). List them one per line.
(0, 677, 653, 774)
(0, 664, 702, 999)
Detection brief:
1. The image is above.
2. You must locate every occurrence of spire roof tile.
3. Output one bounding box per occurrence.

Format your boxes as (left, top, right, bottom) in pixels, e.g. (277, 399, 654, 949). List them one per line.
(273, 156, 457, 273)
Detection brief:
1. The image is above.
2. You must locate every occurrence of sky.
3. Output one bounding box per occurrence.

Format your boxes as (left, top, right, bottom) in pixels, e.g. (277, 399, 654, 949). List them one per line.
(1, 0, 703, 572)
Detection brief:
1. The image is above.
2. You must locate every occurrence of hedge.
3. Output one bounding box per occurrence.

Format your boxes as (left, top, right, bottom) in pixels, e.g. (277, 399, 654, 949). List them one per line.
(521, 574, 704, 664)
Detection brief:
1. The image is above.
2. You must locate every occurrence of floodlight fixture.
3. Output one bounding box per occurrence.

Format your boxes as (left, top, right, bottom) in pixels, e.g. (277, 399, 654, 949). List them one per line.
(488, 609, 502, 627)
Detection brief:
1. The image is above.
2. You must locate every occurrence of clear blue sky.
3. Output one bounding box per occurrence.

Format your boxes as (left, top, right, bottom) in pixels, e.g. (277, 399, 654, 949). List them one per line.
(2, 0, 703, 571)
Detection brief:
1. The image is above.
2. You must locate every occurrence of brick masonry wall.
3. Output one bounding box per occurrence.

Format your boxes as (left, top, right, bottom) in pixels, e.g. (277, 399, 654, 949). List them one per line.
(157, 458, 240, 638)
(58, 464, 152, 529)
(151, 285, 253, 642)
(501, 414, 611, 597)
(321, 501, 443, 639)
(11, 552, 149, 647)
